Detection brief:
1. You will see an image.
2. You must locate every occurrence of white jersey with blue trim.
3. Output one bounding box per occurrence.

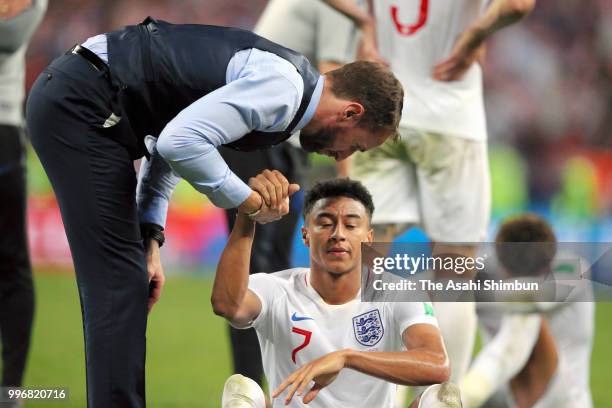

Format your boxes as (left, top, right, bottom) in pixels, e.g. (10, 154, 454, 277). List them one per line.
(245, 267, 438, 408)
(373, 0, 488, 141)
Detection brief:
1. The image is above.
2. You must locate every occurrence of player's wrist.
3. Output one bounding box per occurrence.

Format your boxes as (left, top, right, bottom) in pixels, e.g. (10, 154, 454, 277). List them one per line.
(231, 211, 257, 240)
(360, 16, 377, 36)
(341, 348, 356, 369)
(235, 211, 257, 230)
(238, 191, 263, 217)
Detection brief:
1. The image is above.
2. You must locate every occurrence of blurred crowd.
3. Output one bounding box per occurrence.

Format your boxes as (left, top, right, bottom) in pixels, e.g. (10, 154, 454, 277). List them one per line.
(486, 0, 611, 146)
(24, 0, 612, 213)
(483, 0, 612, 211)
(26, 0, 267, 84)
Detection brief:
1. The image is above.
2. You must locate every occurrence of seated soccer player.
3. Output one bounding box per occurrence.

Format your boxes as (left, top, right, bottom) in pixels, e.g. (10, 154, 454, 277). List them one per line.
(212, 178, 461, 407)
(460, 214, 594, 408)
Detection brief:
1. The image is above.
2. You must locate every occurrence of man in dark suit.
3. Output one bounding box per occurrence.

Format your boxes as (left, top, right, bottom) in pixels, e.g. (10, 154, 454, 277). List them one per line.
(26, 17, 403, 407)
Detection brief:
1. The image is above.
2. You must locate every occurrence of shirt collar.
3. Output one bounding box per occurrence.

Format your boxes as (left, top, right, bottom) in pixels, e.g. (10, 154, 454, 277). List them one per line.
(294, 75, 325, 132)
(303, 269, 361, 308)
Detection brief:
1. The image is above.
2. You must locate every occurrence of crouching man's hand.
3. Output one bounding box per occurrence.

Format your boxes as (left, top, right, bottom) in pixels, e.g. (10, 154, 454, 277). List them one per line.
(273, 350, 348, 405)
(239, 170, 300, 224)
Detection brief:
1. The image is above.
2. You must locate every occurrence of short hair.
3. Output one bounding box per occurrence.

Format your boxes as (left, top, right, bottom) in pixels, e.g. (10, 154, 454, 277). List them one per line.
(495, 213, 557, 276)
(303, 178, 374, 221)
(327, 61, 403, 140)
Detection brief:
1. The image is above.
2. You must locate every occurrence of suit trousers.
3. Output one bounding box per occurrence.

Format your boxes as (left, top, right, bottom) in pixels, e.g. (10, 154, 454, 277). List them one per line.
(0, 125, 34, 389)
(26, 52, 148, 407)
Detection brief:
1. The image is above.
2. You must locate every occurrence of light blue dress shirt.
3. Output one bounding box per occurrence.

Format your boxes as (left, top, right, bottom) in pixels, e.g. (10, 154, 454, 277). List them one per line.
(81, 34, 324, 228)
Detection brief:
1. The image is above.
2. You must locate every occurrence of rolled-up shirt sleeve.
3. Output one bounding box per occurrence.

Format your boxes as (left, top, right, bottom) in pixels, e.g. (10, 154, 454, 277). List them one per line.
(136, 49, 304, 226)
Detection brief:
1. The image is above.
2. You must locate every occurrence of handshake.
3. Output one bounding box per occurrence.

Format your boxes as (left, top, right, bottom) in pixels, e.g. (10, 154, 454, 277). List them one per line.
(237, 169, 300, 224)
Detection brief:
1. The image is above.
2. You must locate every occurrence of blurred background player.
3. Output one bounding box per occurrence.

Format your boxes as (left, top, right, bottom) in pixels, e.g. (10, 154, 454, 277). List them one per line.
(219, 0, 366, 390)
(0, 0, 46, 404)
(460, 214, 594, 407)
(212, 178, 457, 408)
(322, 0, 535, 387)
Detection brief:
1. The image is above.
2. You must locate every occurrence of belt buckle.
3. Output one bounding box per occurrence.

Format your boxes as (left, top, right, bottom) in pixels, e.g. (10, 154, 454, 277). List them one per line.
(70, 44, 82, 55)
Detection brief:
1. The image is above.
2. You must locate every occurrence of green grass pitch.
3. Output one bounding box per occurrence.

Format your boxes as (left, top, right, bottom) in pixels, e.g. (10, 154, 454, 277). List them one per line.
(10, 271, 612, 407)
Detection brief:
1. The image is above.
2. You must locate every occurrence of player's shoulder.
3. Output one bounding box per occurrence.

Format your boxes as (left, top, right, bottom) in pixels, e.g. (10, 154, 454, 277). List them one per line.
(251, 267, 309, 290)
(551, 252, 587, 280)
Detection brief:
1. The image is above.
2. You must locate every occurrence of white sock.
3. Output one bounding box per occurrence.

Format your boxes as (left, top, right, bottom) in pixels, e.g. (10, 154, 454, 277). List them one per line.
(433, 302, 477, 382)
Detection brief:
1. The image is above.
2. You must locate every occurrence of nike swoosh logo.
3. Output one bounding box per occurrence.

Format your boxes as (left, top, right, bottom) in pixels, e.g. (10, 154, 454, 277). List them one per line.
(291, 312, 314, 322)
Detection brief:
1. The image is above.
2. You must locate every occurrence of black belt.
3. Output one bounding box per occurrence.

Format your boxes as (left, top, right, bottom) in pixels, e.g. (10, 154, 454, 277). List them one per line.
(69, 44, 108, 73)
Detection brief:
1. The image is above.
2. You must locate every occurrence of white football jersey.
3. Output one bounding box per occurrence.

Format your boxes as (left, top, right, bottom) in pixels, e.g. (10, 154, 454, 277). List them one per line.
(478, 257, 595, 407)
(246, 268, 438, 408)
(373, 0, 488, 141)
(255, 0, 366, 67)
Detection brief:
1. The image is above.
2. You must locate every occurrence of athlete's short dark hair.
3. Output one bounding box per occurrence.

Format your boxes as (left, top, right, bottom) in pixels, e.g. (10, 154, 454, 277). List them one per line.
(495, 213, 557, 276)
(303, 178, 374, 221)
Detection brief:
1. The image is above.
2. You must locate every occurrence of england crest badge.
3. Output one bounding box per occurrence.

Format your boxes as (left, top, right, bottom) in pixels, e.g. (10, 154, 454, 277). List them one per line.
(352, 309, 384, 347)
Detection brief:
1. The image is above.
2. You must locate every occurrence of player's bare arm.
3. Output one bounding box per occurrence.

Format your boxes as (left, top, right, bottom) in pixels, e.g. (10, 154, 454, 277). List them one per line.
(211, 211, 262, 328)
(319, 0, 373, 36)
(274, 322, 449, 405)
(320, 0, 387, 65)
(434, 0, 536, 81)
(151, 169, 297, 316)
(460, 313, 542, 407)
(510, 319, 559, 408)
(212, 172, 300, 325)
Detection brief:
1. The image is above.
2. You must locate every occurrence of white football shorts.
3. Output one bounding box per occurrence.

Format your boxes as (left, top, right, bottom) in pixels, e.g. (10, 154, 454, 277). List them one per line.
(351, 127, 491, 242)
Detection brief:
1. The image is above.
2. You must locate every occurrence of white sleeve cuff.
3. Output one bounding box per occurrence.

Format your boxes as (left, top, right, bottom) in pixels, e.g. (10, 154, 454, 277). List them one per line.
(138, 195, 170, 227)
